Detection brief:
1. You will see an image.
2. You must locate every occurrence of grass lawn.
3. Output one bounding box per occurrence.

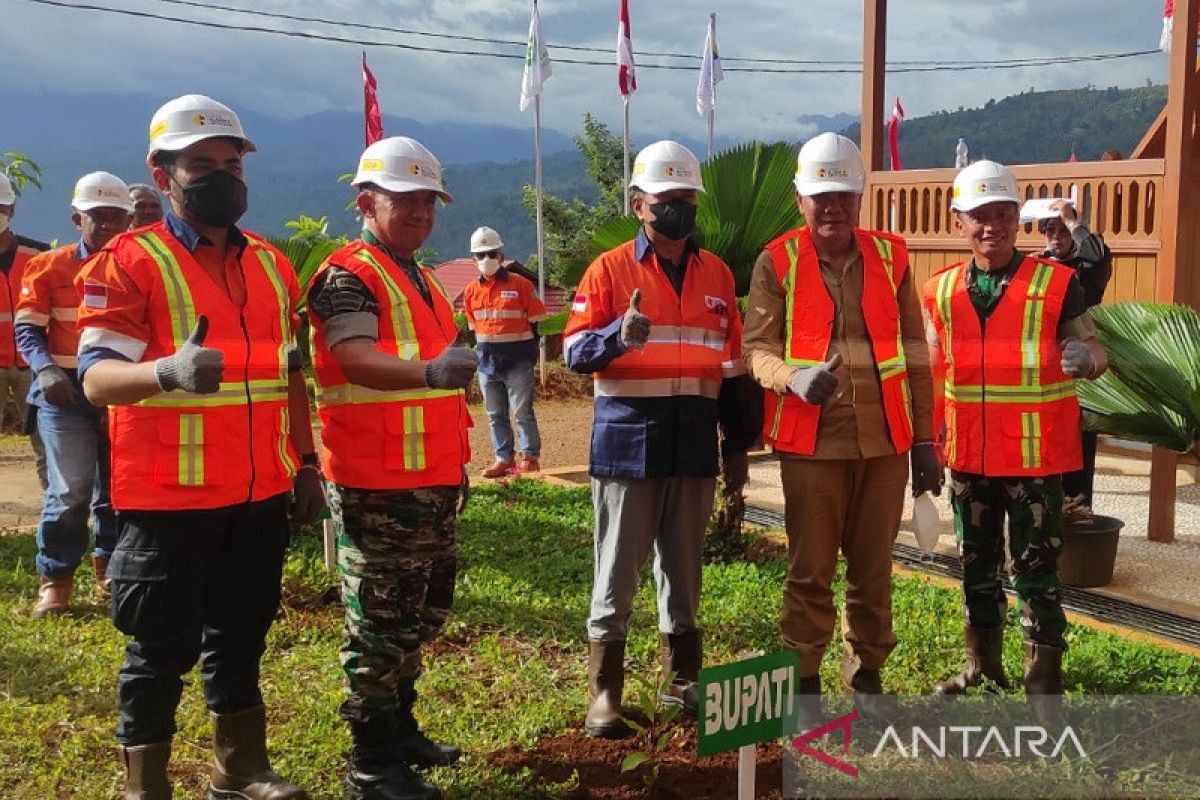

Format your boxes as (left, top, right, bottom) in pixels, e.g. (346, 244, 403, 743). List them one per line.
(0, 480, 1197, 798)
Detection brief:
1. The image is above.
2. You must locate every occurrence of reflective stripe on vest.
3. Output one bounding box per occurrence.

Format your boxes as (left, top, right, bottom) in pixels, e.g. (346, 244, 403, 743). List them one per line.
(316, 383, 461, 406)
(352, 249, 420, 359)
(179, 413, 204, 486)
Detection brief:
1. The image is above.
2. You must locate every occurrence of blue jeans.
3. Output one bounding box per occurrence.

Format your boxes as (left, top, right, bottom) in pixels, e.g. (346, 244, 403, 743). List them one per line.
(479, 363, 540, 461)
(35, 403, 117, 578)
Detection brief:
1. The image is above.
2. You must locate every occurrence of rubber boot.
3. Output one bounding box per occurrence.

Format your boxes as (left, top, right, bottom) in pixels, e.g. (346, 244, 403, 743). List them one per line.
(585, 639, 633, 739)
(93, 554, 111, 597)
(209, 705, 309, 799)
(659, 630, 701, 716)
(795, 674, 824, 732)
(933, 625, 1010, 695)
(121, 741, 172, 800)
(345, 717, 441, 800)
(1024, 641, 1066, 726)
(394, 677, 461, 769)
(842, 658, 894, 722)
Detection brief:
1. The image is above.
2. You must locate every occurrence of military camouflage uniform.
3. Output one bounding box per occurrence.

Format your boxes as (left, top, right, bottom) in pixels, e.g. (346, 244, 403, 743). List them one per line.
(329, 483, 460, 723)
(949, 471, 1067, 648)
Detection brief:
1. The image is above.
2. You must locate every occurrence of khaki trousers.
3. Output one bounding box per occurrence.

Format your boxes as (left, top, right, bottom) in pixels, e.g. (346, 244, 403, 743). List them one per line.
(779, 452, 908, 676)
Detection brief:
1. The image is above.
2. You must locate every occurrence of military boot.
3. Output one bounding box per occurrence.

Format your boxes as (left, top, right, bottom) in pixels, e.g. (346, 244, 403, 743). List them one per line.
(795, 675, 825, 732)
(659, 631, 701, 716)
(209, 705, 309, 799)
(345, 717, 441, 800)
(121, 741, 172, 800)
(933, 625, 1010, 695)
(1024, 641, 1066, 726)
(394, 677, 461, 769)
(585, 639, 633, 739)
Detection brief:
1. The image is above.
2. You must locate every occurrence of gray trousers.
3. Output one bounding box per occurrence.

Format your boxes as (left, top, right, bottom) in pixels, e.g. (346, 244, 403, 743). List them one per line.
(587, 476, 716, 641)
(0, 366, 46, 490)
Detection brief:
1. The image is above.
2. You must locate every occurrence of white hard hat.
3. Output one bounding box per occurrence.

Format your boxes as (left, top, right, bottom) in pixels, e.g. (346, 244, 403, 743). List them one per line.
(0, 174, 13, 206)
(72, 172, 134, 213)
(951, 159, 1021, 212)
(470, 226, 504, 253)
(147, 94, 256, 160)
(351, 136, 453, 202)
(795, 133, 865, 195)
(630, 140, 705, 194)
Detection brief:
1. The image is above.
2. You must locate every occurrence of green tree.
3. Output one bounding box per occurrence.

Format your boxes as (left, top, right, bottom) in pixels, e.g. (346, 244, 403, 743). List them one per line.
(522, 112, 628, 286)
(1, 151, 43, 195)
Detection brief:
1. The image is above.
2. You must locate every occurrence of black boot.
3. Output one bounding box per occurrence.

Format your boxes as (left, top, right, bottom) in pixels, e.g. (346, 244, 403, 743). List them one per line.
(795, 674, 824, 732)
(933, 625, 1010, 695)
(659, 631, 701, 716)
(394, 678, 461, 769)
(345, 717, 441, 800)
(1024, 641, 1066, 726)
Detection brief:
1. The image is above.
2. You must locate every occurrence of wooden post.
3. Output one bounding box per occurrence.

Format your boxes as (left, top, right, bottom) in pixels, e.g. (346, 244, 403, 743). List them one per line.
(859, 0, 888, 229)
(1147, 0, 1199, 542)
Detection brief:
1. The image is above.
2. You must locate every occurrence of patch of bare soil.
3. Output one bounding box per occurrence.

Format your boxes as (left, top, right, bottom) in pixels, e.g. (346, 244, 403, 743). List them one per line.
(0, 436, 40, 527)
(467, 399, 595, 474)
(490, 725, 784, 799)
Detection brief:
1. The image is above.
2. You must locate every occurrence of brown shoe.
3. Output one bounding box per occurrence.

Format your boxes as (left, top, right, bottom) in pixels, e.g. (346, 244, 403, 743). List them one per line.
(481, 458, 515, 479)
(93, 554, 111, 597)
(32, 575, 73, 618)
(517, 454, 541, 473)
(210, 705, 309, 799)
(585, 640, 633, 739)
(121, 741, 172, 800)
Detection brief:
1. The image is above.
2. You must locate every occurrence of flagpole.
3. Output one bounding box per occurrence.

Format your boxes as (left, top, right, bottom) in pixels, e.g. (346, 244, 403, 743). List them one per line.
(623, 98, 631, 215)
(707, 109, 714, 160)
(535, 92, 546, 384)
(706, 12, 717, 159)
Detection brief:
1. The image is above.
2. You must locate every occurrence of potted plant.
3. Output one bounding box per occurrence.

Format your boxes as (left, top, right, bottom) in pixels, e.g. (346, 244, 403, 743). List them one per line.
(1070, 301, 1200, 586)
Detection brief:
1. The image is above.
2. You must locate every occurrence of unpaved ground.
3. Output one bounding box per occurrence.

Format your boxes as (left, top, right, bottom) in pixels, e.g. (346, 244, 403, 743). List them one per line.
(0, 401, 600, 527)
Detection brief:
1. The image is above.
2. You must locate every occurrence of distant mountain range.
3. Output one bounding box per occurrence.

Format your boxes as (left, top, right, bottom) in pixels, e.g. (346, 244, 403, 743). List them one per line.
(5, 86, 1167, 264)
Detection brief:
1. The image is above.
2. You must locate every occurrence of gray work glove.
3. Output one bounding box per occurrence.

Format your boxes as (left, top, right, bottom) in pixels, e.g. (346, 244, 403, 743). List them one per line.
(37, 364, 83, 407)
(154, 316, 223, 394)
(787, 353, 843, 405)
(290, 467, 327, 526)
(1060, 339, 1096, 378)
(425, 346, 479, 390)
(910, 442, 945, 497)
(722, 450, 750, 494)
(620, 288, 651, 350)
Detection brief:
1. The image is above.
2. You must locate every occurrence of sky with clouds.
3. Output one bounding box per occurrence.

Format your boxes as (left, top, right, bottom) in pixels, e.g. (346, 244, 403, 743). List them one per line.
(0, 0, 1174, 143)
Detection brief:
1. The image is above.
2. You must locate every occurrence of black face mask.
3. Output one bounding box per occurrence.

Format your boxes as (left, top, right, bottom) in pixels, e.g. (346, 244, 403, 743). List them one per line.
(648, 199, 698, 241)
(174, 170, 247, 228)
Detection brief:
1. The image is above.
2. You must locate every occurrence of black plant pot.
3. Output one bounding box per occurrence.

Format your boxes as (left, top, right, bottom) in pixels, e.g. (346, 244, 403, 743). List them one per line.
(1058, 515, 1125, 588)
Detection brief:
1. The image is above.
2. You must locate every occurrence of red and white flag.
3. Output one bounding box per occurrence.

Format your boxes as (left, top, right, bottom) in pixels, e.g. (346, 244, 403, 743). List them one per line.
(362, 52, 383, 147)
(617, 0, 637, 98)
(887, 97, 904, 171)
(1160, 0, 1200, 51)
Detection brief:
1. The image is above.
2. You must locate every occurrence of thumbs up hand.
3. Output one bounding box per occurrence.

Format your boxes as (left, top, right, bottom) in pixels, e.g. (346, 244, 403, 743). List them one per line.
(787, 352, 842, 405)
(620, 288, 651, 350)
(154, 314, 225, 393)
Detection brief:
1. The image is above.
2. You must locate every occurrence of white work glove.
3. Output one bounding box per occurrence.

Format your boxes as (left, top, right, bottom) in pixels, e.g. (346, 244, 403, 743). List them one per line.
(620, 288, 651, 350)
(787, 353, 842, 405)
(154, 315, 223, 394)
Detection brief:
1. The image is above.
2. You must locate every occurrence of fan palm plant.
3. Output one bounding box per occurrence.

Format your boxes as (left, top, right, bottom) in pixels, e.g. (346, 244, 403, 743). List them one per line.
(1076, 301, 1200, 458)
(571, 140, 803, 293)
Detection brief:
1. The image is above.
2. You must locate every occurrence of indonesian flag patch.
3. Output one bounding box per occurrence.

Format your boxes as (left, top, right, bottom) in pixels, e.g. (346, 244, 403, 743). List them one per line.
(82, 282, 109, 309)
(571, 293, 587, 313)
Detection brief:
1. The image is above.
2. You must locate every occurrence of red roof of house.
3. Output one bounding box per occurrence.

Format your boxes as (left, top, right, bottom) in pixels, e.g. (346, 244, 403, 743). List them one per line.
(431, 258, 569, 314)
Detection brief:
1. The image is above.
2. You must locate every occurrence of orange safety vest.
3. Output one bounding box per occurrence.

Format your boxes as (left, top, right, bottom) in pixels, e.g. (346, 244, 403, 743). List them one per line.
(103, 223, 297, 510)
(462, 269, 547, 344)
(309, 241, 471, 490)
(15, 244, 85, 369)
(923, 257, 1082, 477)
(1, 243, 39, 368)
(761, 227, 915, 456)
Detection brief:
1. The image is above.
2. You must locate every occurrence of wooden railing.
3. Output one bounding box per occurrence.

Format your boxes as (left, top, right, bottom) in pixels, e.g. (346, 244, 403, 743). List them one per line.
(864, 160, 1169, 303)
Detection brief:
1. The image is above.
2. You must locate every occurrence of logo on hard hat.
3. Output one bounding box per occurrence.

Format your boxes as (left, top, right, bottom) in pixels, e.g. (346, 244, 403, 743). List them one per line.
(360, 159, 384, 172)
(661, 163, 694, 179)
(814, 166, 850, 179)
(148, 120, 168, 142)
(407, 161, 440, 180)
(192, 113, 235, 130)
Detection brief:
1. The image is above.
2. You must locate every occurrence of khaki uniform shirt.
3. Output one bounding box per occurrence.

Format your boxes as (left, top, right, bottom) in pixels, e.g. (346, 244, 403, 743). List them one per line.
(743, 238, 935, 459)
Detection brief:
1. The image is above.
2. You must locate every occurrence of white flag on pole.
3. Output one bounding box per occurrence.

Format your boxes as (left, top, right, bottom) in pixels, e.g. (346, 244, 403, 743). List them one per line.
(696, 14, 723, 116)
(520, 1, 552, 112)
